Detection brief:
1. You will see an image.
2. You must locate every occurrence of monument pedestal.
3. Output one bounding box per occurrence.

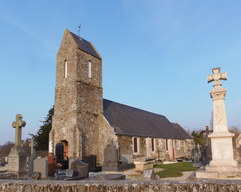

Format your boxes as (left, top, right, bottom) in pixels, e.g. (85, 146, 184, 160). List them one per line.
(7, 146, 27, 179)
(196, 132, 241, 179)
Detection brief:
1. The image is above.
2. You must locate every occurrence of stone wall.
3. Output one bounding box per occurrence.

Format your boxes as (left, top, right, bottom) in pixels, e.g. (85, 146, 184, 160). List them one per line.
(1, 180, 241, 192)
(117, 135, 194, 161)
(98, 113, 118, 165)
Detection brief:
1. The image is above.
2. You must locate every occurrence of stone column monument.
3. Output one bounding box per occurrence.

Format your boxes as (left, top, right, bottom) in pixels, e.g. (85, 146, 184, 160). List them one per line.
(196, 67, 241, 179)
(8, 114, 28, 179)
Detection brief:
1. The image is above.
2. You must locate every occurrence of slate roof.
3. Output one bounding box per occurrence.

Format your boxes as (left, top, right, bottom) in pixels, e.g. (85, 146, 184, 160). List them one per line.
(69, 31, 101, 60)
(103, 99, 193, 140)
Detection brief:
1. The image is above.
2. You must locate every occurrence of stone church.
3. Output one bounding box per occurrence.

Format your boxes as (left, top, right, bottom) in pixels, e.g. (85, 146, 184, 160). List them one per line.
(49, 28, 194, 165)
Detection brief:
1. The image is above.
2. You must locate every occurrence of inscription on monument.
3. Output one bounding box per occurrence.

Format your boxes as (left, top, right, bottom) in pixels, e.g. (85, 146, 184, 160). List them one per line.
(8, 157, 18, 169)
(216, 125, 226, 132)
(213, 140, 232, 159)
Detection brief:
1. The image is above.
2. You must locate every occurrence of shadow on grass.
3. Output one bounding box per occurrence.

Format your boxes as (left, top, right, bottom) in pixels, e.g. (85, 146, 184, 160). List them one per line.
(154, 162, 199, 178)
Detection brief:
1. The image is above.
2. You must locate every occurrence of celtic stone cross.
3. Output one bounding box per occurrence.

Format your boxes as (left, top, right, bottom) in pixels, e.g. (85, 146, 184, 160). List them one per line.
(12, 114, 26, 146)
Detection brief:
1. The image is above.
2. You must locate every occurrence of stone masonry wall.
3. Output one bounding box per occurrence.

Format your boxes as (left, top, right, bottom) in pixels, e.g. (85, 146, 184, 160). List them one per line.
(98, 113, 118, 165)
(1, 180, 241, 192)
(117, 136, 191, 161)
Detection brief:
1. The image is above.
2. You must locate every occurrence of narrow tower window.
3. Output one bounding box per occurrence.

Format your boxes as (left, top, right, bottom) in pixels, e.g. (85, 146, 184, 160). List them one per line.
(64, 60, 67, 78)
(88, 60, 91, 79)
(134, 138, 137, 153)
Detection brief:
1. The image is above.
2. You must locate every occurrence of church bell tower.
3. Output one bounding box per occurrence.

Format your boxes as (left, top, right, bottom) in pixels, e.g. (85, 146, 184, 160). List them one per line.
(49, 28, 103, 160)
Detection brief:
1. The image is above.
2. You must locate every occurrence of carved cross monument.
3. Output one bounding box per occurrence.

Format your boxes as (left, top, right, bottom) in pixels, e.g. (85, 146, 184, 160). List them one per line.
(12, 114, 26, 146)
(207, 67, 237, 166)
(196, 68, 241, 179)
(8, 114, 28, 179)
(208, 68, 239, 165)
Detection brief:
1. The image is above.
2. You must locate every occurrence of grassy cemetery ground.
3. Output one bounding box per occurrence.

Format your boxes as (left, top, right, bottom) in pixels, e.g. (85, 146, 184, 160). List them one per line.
(154, 162, 199, 178)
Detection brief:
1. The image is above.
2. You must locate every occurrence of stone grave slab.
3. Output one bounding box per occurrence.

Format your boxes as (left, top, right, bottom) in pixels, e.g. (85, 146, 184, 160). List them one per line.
(61, 160, 89, 180)
(88, 174, 126, 180)
(193, 149, 200, 163)
(68, 157, 77, 169)
(0, 173, 17, 180)
(33, 158, 48, 179)
(66, 169, 75, 178)
(122, 154, 133, 164)
(134, 156, 156, 172)
(102, 144, 118, 171)
(141, 168, 155, 180)
(83, 155, 101, 172)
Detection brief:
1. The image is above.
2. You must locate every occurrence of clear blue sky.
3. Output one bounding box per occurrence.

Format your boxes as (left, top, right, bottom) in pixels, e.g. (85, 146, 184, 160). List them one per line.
(1, 1, 241, 145)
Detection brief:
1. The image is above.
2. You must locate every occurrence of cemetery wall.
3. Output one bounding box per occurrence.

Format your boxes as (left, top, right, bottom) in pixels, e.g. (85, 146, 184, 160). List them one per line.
(1, 180, 241, 191)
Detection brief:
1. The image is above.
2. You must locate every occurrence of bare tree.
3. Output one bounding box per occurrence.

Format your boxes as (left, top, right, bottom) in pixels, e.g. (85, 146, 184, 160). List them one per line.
(0, 141, 14, 158)
(229, 126, 241, 147)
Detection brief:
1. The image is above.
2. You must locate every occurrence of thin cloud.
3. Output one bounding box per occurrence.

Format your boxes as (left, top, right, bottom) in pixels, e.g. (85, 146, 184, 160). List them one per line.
(228, 101, 241, 107)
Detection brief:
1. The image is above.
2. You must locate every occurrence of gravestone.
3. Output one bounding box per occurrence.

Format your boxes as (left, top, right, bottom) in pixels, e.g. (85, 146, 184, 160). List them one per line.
(28, 138, 38, 177)
(196, 67, 241, 179)
(141, 168, 155, 180)
(71, 160, 89, 178)
(33, 158, 48, 179)
(193, 149, 200, 163)
(66, 169, 75, 178)
(61, 160, 88, 180)
(102, 144, 118, 171)
(8, 114, 28, 179)
(68, 157, 77, 169)
(202, 139, 212, 165)
(134, 156, 156, 172)
(83, 155, 101, 172)
(48, 155, 57, 176)
(122, 154, 133, 164)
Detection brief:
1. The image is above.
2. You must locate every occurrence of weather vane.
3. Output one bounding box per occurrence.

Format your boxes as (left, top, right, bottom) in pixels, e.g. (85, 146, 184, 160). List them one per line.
(78, 24, 81, 37)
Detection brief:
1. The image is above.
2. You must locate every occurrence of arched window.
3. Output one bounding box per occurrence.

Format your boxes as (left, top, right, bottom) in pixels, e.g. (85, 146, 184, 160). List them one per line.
(88, 60, 91, 80)
(151, 138, 155, 152)
(64, 60, 67, 78)
(166, 139, 168, 151)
